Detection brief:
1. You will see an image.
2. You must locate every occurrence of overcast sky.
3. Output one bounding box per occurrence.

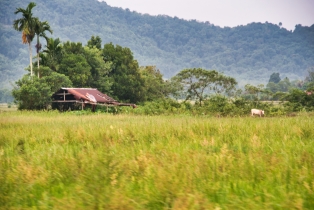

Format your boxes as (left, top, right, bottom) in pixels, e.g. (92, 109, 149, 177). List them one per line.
(99, 0, 314, 31)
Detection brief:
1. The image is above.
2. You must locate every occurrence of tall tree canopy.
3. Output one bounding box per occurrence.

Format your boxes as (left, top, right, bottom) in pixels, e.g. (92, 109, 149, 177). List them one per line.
(102, 43, 145, 103)
(139, 66, 170, 101)
(42, 38, 63, 71)
(87, 35, 102, 50)
(172, 68, 237, 105)
(13, 2, 37, 76)
(12, 67, 72, 110)
(34, 19, 52, 76)
(268, 73, 281, 84)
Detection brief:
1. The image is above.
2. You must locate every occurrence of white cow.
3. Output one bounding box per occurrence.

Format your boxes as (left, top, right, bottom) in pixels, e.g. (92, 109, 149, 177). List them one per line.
(251, 109, 264, 117)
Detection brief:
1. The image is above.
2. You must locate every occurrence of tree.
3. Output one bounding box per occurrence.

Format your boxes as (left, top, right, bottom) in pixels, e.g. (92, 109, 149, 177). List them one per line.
(140, 66, 168, 101)
(268, 73, 281, 84)
(34, 19, 53, 77)
(277, 77, 291, 92)
(58, 53, 91, 87)
(12, 76, 51, 110)
(13, 2, 37, 76)
(12, 68, 72, 110)
(58, 41, 91, 87)
(244, 84, 264, 100)
(303, 67, 314, 91)
(42, 38, 63, 71)
(83, 46, 112, 93)
(87, 35, 102, 50)
(266, 82, 279, 93)
(40, 66, 73, 93)
(172, 68, 237, 106)
(102, 43, 145, 103)
(283, 89, 314, 111)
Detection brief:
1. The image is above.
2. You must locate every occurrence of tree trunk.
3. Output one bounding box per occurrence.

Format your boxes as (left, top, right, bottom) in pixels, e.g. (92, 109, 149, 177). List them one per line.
(37, 52, 40, 78)
(37, 36, 40, 78)
(29, 42, 33, 76)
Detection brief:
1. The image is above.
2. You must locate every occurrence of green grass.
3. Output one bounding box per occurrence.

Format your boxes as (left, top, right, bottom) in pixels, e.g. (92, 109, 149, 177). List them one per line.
(1, 111, 314, 209)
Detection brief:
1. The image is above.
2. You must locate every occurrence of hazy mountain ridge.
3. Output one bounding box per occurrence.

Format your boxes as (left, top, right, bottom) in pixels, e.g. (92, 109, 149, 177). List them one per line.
(1, 0, 314, 88)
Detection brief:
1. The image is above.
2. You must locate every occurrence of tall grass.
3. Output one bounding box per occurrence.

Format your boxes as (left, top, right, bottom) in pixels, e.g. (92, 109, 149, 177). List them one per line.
(1, 111, 314, 209)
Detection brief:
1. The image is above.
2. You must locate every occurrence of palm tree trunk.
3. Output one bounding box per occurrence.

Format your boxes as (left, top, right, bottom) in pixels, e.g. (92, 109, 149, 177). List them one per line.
(37, 36, 40, 78)
(37, 53, 40, 78)
(29, 42, 33, 76)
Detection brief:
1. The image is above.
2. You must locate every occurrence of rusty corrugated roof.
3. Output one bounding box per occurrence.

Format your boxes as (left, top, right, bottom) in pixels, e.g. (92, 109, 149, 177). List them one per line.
(63, 88, 117, 104)
(55, 88, 136, 108)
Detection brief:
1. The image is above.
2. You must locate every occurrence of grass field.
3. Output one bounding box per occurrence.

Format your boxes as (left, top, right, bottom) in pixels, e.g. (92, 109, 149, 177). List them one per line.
(0, 103, 17, 112)
(1, 111, 314, 209)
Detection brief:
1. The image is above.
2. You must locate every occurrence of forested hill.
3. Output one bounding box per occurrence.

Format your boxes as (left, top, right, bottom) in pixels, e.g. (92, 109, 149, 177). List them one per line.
(1, 0, 314, 88)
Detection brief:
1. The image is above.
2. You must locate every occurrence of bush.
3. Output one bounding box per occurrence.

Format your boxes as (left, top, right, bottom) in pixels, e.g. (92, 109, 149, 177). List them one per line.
(118, 98, 184, 115)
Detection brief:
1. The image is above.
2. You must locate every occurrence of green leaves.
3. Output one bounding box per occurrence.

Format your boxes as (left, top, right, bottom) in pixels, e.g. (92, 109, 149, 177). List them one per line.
(12, 75, 52, 110)
(87, 35, 102, 50)
(12, 68, 72, 110)
(102, 43, 145, 103)
(172, 68, 237, 106)
(13, 2, 38, 76)
(59, 54, 91, 87)
(140, 66, 167, 101)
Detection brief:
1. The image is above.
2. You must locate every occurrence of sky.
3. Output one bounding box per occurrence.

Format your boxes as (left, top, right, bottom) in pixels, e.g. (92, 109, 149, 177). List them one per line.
(99, 0, 314, 31)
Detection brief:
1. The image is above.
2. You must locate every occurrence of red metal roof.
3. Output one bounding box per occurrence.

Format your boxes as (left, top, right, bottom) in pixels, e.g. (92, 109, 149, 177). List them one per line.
(55, 88, 136, 108)
(64, 88, 117, 104)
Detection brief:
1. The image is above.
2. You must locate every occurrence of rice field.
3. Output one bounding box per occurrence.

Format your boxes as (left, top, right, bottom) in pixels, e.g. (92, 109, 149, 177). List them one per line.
(0, 103, 17, 112)
(0, 111, 314, 209)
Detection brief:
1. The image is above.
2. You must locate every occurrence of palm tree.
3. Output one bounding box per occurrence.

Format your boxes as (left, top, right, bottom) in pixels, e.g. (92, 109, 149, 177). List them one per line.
(13, 2, 37, 76)
(34, 19, 53, 77)
(43, 38, 63, 72)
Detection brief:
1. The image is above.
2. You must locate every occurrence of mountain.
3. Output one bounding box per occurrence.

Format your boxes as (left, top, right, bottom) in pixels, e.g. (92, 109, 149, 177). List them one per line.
(1, 0, 314, 89)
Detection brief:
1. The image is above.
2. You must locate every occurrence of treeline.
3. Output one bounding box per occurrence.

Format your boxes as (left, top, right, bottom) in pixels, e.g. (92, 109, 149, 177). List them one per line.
(1, 0, 314, 90)
(5, 2, 314, 115)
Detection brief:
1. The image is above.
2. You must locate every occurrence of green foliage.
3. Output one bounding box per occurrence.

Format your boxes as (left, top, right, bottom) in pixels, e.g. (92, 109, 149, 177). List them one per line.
(266, 76, 293, 94)
(12, 76, 52, 110)
(131, 98, 183, 115)
(58, 41, 91, 87)
(140, 66, 169, 101)
(58, 53, 91, 86)
(5, 1, 314, 114)
(302, 67, 314, 91)
(283, 89, 314, 111)
(13, 2, 37, 76)
(83, 46, 112, 93)
(34, 18, 53, 75)
(268, 72, 281, 83)
(172, 68, 237, 106)
(244, 84, 265, 100)
(40, 38, 112, 93)
(203, 95, 236, 116)
(2, 0, 314, 88)
(103, 43, 145, 103)
(39, 67, 73, 92)
(12, 69, 72, 110)
(87, 35, 102, 50)
(42, 38, 63, 71)
(266, 82, 280, 93)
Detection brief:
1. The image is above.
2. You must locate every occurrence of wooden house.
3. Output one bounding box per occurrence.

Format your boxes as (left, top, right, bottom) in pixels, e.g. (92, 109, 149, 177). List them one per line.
(52, 88, 136, 111)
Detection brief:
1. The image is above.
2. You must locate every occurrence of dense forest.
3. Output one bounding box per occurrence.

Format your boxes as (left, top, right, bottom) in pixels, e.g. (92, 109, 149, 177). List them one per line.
(1, 0, 314, 91)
